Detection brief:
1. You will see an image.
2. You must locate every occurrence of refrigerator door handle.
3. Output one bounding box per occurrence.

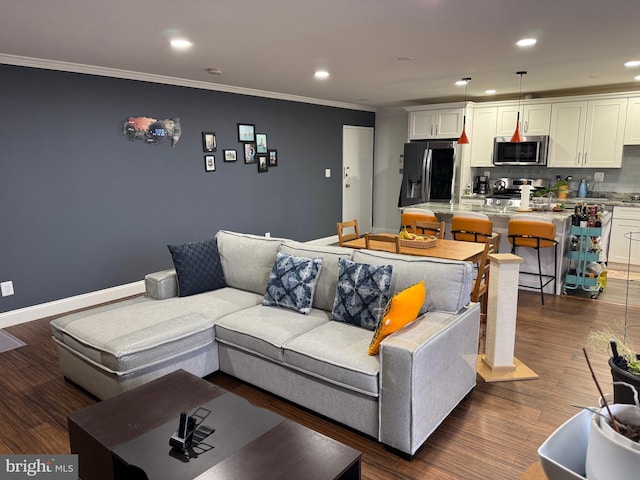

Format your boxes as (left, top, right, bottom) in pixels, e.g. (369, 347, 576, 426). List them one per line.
(423, 148, 432, 202)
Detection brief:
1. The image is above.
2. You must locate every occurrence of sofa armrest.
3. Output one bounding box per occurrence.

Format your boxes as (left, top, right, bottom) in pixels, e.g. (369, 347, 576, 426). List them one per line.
(378, 303, 480, 455)
(145, 269, 178, 300)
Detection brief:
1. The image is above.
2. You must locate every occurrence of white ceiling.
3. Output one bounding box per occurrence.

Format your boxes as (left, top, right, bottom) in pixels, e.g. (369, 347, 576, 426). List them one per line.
(2, 0, 640, 109)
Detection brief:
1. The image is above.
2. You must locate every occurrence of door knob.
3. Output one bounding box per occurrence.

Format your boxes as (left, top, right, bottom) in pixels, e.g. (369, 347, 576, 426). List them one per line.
(345, 183, 351, 188)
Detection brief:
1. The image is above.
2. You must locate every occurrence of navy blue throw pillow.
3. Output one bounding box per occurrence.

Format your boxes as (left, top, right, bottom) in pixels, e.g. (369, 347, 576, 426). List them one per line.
(167, 238, 225, 297)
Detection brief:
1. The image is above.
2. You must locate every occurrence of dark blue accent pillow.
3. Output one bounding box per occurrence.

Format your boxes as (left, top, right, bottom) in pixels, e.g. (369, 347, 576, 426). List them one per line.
(332, 258, 393, 330)
(263, 252, 323, 314)
(167, 238, 225, 297)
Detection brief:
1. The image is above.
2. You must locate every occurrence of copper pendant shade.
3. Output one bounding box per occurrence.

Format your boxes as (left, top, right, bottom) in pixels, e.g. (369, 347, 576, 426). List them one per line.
(510, 71, 527, 143)
(458, 77, 471, 144)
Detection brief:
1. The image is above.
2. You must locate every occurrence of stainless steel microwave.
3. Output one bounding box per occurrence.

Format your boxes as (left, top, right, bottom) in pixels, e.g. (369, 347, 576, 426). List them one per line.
(492, 135, 549, 166)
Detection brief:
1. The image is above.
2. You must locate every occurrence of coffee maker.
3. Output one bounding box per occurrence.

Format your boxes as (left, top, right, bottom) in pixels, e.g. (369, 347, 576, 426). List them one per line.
(474, 175, 489, 195)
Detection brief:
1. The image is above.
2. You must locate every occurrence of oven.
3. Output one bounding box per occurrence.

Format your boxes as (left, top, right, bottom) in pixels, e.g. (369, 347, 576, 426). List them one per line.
(483, 177, 549, 208)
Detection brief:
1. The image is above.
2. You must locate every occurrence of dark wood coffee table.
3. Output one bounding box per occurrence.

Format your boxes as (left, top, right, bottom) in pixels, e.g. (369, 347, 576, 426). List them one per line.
(68, 370, 361, 480)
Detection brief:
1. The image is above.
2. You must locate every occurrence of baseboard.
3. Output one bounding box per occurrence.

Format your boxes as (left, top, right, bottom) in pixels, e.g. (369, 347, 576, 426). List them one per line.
(0, 281, 145, 328)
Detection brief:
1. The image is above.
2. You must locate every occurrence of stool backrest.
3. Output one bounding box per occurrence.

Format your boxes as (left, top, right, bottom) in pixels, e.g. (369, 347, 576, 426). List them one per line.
(508, 218, 556, 249)
(451, 213, 493, 243)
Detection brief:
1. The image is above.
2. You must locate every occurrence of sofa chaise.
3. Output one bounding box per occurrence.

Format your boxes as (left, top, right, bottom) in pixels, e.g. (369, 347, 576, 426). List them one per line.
(50, 230, 480, 456)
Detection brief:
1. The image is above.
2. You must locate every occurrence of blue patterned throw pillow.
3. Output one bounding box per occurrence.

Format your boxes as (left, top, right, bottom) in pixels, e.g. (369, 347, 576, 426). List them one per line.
(263, 252, 324, 314)
(332, 258, 393, 330)
(167, 238, 225, 297)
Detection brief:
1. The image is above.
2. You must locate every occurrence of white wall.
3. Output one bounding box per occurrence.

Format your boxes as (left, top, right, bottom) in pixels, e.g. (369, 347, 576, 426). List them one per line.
(373, 107, 408, 232)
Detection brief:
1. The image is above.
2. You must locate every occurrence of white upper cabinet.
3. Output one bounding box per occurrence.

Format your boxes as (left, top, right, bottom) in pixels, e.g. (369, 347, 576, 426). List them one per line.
(496, 104, 551, 137)
(624, 97, 640, 145)
(469, 107, 497, 167)
(408, 108, 463, 139)
(548, 99, 627, 168)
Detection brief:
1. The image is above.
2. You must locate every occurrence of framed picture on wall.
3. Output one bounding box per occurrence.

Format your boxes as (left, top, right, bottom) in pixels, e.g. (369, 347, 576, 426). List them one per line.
(237, 123, 256, 143)
(244, 143, 257, 164)
(257, 155, 268, 173)
(223, 149, 237, 162)
(256, 133, 267, 153)
(202, 132, 216, 152)
(268, 149, 278, 167)
(204, 155, 216, 172)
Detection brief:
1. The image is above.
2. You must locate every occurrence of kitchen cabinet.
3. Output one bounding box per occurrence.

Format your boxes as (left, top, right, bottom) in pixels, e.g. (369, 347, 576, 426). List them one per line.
(496, 104, 551, 136)
(408, 108, 463, 140)
(469, 106, 497, 167)
(624, 97, 640, 144)
(608, 206, 640, 266)
(547, 99, 627, 168)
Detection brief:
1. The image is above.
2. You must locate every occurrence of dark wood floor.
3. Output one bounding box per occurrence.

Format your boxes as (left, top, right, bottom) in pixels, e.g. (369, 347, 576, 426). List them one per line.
(0, 283, 636, 479)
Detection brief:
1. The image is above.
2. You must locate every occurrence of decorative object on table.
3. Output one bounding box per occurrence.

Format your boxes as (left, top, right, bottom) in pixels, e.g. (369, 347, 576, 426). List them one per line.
(268, 149, 278, 167)
(244, 143, 256, 163)
(202, 132, 216, 152)
(204, 155, 215, 172)
(398, 228, 437, 249)
(169, 407, 214, 453)
(257, 154, 268, 172)
(256, 133, 267, 153)
(223, 149, 237, 162)
(237, 123, 255, 142)
(123, 116, 181, 147)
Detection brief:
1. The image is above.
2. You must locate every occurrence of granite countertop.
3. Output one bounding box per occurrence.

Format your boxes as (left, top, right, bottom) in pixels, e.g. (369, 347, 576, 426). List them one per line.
(407, 202, 576, 220)
(461, 194, 640, 208)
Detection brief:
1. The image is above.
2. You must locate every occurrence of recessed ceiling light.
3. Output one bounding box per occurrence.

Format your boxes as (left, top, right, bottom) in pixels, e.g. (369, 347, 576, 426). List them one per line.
(625, 60, 640, 68)
(485, 89, 497, 95)
(170, 39, 193, 50)
(635, 75, 640, 81)
(314, 70, 330, 79)
(397, 56, 413, 61)
(206, 68, 223, 75)
(516, 38, 537, 47)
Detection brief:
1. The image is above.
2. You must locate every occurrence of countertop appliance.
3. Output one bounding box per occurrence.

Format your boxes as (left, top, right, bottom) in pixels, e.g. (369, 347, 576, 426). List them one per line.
(399, 140, 458, 207)
(484, 178, 548, 207)
(492, 135, 549, 166)
(474, 175, 489, 195)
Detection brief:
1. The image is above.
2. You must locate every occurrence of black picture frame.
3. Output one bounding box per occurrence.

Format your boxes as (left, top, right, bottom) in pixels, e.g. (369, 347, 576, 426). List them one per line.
(223, 149, 237, 162)
(237, 123, 256, 143)
(268, 149, 278, 167)
(256, 133, 267, 153)
(244, 143, 257, 164)
(204, 155, 216, 172)
(257, 155, 268, 173)
(202, 132, 216, 152)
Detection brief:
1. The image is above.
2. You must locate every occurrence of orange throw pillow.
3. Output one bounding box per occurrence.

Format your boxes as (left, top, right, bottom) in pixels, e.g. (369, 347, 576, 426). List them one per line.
(368, 281, 426, 355)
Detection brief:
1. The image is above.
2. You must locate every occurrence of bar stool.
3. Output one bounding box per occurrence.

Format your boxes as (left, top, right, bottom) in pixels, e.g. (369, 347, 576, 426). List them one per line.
(400, 208, 438, 236)
(451, 212, 494, 244)
(507, 215, 558, 305)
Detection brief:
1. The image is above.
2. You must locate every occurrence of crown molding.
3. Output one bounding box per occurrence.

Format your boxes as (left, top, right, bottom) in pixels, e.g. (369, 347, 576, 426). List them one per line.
(0, 53, 376, 113)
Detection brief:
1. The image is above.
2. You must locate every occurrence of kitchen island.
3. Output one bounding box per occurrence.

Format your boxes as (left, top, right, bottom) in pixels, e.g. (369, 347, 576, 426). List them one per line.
(407, 202, 573, 296)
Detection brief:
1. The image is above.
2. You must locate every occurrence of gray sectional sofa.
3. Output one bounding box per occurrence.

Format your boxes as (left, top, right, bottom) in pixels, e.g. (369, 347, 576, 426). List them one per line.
(50, 230, 480, 456)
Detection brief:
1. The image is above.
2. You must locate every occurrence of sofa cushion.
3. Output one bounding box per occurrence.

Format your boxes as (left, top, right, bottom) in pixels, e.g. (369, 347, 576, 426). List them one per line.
(215, 304, 331, 363)
(167, 238, 225, 297)
(283, 321, 380, 396)
(263, 251, 323, 314)
(216, 230, 286, 295)
(279, 242, 353, 312)
(368, 281, 425, 356)
(51, 287, 262, 374)
(332, 258, 393, 331)
(352, 250, 472, 314)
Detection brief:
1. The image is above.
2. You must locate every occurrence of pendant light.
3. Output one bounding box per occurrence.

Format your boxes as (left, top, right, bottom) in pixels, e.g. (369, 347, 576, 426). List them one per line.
(458, 77, 471, 144)
(511, 71, 527, 143)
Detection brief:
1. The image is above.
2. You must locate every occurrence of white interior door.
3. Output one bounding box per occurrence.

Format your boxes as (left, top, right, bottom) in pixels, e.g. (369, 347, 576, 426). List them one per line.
(342, 125, 374, 233)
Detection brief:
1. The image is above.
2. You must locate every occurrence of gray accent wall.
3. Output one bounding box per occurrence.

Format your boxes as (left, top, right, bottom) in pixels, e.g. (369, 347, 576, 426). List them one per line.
(0, 65, 374, 313)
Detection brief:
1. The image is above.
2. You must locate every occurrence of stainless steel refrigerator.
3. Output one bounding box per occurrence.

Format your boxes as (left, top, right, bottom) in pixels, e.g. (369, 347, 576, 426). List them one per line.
(398, 140, 458, 207)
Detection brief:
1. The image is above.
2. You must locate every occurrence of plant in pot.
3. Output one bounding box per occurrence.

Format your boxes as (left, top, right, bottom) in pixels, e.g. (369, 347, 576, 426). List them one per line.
(589, 322, 640, 405)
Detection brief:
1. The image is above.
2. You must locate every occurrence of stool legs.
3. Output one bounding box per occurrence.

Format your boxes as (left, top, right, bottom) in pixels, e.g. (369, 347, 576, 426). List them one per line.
(511, 243, 557, 305)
